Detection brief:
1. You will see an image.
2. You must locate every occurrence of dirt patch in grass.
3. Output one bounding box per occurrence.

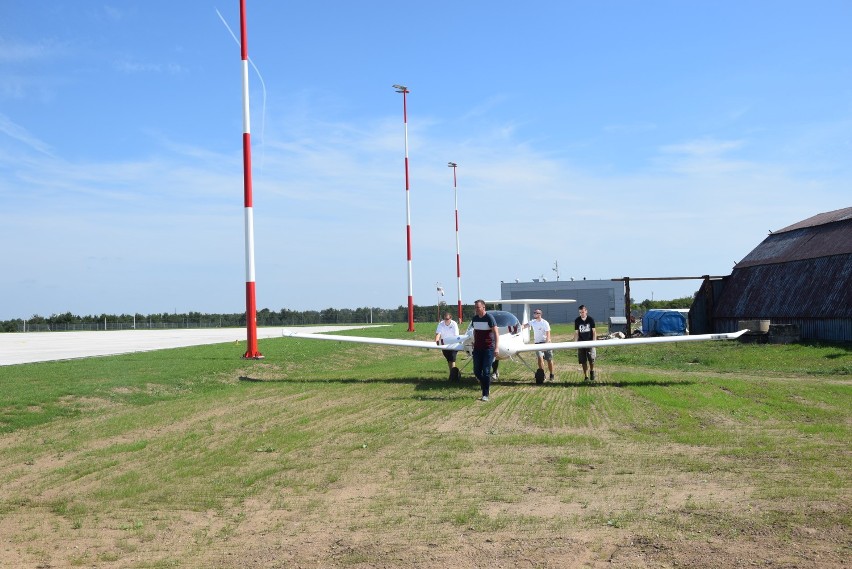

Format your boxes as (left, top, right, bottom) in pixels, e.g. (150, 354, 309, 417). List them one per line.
(0, 369, 848, 568)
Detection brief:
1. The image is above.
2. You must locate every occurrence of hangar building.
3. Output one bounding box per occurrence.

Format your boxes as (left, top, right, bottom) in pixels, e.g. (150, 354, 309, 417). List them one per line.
(692, 206, 852, 342)
(499, 279, 624, 325)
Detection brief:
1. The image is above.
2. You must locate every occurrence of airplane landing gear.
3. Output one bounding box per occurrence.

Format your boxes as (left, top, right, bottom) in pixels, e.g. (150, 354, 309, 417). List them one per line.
(449, 367, 460, 382)
(534, 368, 545, 385)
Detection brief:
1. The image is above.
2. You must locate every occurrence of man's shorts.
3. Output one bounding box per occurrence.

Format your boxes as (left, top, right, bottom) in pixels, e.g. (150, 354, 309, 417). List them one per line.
(535, 343, 553, 361)
(442, 349, 458, 363)
(578, 347, 596, 365)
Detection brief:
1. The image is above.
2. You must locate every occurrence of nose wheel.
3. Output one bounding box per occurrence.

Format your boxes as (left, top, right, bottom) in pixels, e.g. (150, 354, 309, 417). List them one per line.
(534, 368, 546, 385)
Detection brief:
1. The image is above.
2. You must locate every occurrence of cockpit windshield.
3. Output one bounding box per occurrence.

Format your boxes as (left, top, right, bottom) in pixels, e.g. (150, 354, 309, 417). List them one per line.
(466, 310, 521, 335)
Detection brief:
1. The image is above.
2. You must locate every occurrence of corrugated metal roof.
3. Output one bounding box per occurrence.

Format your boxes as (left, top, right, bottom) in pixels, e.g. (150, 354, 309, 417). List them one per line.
(736, 216, 852, 268)
(714, 255, 852, 319)
(775, 206, 852, 233)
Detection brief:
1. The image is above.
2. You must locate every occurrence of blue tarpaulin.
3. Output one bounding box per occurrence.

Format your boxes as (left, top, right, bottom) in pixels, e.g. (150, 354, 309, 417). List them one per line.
(642, 310, 687, 336)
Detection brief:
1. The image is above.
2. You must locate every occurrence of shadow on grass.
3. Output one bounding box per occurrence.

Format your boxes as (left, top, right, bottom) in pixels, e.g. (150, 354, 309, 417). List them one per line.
(824, 352, 850, 360)
(489, 379, 697, 388)
(238, 375, 695, 389)
(239, 375, 467, 391)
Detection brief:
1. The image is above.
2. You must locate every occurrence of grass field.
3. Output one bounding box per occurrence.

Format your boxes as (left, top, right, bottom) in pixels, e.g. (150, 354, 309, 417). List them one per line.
(0, 324, 849, 568)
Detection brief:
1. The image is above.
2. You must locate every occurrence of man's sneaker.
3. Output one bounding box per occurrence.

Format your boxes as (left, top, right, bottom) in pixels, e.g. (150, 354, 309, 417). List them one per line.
(480, 396, 489, 402)
(549, 374, 554, 381)
(590, 371, 596, 381)
(584, 375, 589, 382)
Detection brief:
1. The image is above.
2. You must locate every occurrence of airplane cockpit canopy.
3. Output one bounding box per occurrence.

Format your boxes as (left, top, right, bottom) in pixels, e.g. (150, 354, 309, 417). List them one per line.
(466, 311, 521, 335)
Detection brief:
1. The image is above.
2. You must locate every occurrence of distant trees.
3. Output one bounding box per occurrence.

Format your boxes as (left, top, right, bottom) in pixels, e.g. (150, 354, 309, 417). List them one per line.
(631, 296, 694, 314)
(0, 304, 479, 333)
(3, 298, 694, 333)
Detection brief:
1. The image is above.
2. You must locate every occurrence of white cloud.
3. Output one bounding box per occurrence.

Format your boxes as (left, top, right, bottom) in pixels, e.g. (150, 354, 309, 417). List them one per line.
(114, 60, 184, 74)
(0, 39, 67, 62)
(0, 99, 848, 318)
(103, 5, 126, 22)
(0, 113, 53, 156)
(659, 138, 745, 158)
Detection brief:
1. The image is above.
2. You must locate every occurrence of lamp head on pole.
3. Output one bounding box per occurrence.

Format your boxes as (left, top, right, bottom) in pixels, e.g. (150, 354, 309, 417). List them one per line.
(447, 161, 457, 168)
(392, 84, 409, 93)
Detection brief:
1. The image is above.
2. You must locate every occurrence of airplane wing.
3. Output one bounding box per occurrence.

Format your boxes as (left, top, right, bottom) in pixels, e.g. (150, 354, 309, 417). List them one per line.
(505, 330, 749, 355)
(283, 330, 469, 352)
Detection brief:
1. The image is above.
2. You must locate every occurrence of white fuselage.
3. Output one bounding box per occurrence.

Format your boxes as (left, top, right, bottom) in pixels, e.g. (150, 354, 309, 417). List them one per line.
(459, 310, 531, 361)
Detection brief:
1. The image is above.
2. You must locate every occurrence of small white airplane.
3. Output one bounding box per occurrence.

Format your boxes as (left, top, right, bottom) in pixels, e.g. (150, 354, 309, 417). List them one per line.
(283, 299, 748, 383)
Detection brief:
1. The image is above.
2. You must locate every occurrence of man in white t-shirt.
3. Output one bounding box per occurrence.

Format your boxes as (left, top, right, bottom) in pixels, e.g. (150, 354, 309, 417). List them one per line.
(435, 312, 461, 380)
(523, 309, 554, 381)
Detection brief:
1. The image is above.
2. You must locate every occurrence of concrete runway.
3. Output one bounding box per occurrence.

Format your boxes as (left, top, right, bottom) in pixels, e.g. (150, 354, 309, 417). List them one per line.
(0, 326, 375, 366)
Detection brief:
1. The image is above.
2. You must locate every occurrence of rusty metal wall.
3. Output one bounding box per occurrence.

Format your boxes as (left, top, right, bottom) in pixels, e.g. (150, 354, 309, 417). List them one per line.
(715, 317, 852, 342)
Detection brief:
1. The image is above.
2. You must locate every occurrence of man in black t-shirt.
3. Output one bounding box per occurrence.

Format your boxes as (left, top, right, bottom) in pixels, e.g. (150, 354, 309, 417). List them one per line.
(573, 305, 597, 381)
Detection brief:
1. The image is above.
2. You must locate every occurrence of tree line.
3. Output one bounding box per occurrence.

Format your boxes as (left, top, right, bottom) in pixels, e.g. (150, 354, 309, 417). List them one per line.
(1, 304, 474, 333)
(633, 297, 694, 312)
(2, 298, 692, 333)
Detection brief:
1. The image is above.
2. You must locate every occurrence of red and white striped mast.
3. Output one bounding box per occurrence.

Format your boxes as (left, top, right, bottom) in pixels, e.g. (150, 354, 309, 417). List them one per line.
(239, 0, 262, 359)
(448, 161, 463, 322)
(393, 84, 415, 332)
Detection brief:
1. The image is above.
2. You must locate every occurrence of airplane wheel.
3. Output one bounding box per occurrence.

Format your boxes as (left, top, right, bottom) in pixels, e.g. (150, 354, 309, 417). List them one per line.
(534, 369, 545, 385)
(449, 368, 460, 382)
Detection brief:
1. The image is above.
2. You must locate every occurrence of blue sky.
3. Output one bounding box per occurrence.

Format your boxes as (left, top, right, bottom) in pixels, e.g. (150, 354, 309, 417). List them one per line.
(1, 1, 850, 321)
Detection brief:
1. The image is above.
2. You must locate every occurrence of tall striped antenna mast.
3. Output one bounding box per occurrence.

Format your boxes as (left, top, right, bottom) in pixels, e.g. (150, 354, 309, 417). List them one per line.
(448, 162, 463, 322)
(239, 0, 262, 359)
(393, 84, 415, 332)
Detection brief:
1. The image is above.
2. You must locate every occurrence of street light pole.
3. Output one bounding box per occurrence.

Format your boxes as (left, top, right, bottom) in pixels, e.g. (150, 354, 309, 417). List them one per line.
(394, 84, 415, 332)
(448, 161, 463, 322)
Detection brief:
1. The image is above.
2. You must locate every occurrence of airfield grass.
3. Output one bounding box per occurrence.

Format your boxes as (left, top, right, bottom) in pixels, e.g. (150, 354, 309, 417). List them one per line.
(0, 324, 849, 568)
